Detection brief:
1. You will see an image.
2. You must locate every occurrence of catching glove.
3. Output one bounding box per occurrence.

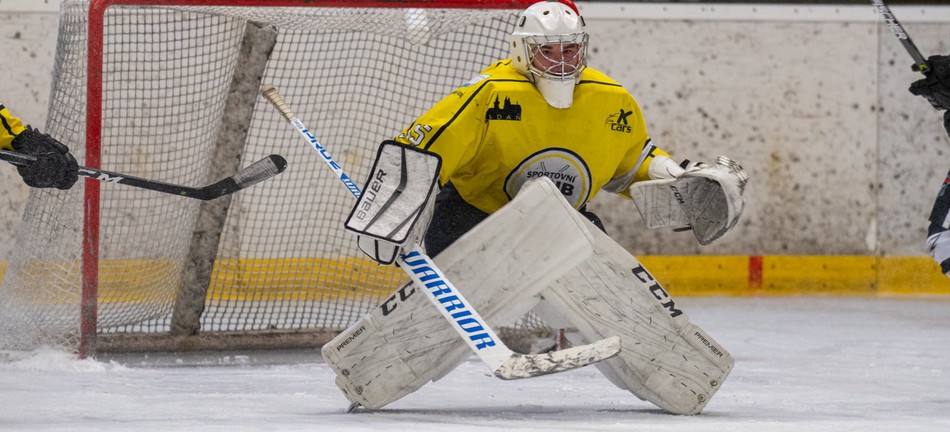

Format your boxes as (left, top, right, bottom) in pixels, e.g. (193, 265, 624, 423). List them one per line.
(11, 126, 79, 190)
(631, 156, 748, 245)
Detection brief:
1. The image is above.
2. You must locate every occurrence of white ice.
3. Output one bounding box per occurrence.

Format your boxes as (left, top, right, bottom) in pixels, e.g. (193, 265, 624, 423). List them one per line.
(1, 297, 947, 432)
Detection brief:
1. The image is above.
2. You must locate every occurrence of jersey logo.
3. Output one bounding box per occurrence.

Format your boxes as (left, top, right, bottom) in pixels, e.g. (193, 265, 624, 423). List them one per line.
(504, 148, 592, 209)
(605, 109, 633, 133)
(486, 96, 522, 121)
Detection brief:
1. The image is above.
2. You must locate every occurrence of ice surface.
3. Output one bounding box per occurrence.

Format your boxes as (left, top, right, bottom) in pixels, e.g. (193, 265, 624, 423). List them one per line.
(1, 297, 947, 432)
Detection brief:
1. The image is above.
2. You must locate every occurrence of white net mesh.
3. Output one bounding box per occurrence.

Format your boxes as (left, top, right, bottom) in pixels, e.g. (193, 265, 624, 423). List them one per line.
(0, 0, 554, 354)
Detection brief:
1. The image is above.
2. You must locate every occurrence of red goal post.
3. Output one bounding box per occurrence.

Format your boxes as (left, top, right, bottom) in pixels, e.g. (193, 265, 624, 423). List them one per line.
(0, 0, 569, 357)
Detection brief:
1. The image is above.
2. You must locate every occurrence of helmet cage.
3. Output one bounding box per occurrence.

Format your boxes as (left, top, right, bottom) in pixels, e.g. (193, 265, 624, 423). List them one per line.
(522, 33, 589, 81)
(509, 1, 588, 108)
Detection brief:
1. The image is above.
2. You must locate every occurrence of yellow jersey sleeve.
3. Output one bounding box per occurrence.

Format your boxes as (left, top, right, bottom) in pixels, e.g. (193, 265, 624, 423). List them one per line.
(0, 103, 27, 151)
(394, 61, 670, 214)
(393, 63, 513, 186)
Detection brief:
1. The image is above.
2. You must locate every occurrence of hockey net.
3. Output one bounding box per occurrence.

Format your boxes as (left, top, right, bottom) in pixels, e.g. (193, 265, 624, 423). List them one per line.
(0, 0, 557, 356)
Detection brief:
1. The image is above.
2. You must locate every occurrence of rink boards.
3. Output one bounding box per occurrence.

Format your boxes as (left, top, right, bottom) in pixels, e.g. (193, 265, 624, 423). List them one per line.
(0, 255, 944, 303)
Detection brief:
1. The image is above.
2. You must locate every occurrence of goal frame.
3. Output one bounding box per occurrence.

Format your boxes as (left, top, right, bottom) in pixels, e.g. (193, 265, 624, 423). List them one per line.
(79, 0, 555, 358)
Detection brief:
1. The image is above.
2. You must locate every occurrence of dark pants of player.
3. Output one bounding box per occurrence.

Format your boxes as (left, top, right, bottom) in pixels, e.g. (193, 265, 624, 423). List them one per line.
(424, 182, 606, 257)
(929, 167, 950, 274)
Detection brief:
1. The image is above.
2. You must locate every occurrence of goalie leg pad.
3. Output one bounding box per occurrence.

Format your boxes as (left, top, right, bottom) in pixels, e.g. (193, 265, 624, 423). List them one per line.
(536, 217, 734, 415)
(324, 280, 472, 409)
(323, 177, 595, 409)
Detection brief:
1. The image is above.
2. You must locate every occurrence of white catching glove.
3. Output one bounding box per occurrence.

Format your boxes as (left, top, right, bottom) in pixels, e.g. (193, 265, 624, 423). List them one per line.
(674, 156, 749, 244)
(631, 155, 749, 245)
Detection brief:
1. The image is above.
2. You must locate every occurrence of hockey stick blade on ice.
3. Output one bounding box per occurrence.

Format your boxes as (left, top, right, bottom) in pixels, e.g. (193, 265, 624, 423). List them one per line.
(0, 149, 287, 200)
(260, 83, 620, 380)
(871, 0, 930, 74)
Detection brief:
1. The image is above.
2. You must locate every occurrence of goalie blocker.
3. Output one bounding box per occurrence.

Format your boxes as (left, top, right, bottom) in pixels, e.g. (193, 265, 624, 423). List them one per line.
(344, 141, 441, 264)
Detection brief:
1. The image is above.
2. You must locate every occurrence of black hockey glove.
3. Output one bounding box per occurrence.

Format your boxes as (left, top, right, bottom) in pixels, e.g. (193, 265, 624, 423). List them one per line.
(909, 55, 950, 111)
(11, 126, 79, 190)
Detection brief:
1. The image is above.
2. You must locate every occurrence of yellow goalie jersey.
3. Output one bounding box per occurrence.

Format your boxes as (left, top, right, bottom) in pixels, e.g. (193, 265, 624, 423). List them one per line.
(0, 103, 27, 151)
(394, 60, 668, 214)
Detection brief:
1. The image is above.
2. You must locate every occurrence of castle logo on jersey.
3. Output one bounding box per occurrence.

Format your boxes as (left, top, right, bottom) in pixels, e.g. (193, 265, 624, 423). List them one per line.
(605, 108, 633, 133)
(504, 148, 592, 209)
(486, 96, 521, 121)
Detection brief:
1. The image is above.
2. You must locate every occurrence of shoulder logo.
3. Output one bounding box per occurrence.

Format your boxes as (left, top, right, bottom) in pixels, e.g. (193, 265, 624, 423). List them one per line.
(461, 74, 489, 87)
(605, 109, 633, 133)
(486, 96, 521, 121)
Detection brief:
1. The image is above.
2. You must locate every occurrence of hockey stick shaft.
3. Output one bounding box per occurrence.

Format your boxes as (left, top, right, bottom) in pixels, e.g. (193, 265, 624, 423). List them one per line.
(257, 89, 362, 199)
(260, 84, 517, 372)
(870, 0, 930, 74)
(0, 149, 286, 200)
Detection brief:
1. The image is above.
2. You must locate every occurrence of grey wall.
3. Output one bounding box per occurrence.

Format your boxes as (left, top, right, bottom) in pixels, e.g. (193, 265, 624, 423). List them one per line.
(0, 9, 59, 259)
(581, 3, 950, 257)
(1, 3, 948, 261)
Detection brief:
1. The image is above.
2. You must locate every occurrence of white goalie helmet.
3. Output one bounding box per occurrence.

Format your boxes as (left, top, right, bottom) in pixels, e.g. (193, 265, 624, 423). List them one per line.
(510, 1, 588, 109)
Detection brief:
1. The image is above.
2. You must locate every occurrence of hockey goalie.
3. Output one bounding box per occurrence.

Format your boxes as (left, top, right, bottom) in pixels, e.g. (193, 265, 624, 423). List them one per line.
(321, 0, 748, 415)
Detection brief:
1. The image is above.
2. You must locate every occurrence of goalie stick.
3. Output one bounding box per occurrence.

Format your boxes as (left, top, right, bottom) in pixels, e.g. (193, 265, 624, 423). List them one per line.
(870, 0, 930, 74)
(0, 149, 287, 200)
(260, 84, 621, 380)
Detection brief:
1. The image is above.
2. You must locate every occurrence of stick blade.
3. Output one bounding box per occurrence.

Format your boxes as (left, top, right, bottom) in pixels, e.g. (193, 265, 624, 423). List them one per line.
(195, 154, 287, 200)
(493, 335, 621, 380)
(232, 154, 287, 188)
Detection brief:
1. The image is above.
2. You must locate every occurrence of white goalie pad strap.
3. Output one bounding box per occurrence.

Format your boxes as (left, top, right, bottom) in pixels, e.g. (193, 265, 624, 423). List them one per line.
(322, 177, 595, 409)
(345, 141, 441, 245)
(536, 216, 735, 415)
(355, 235, 400, 265)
